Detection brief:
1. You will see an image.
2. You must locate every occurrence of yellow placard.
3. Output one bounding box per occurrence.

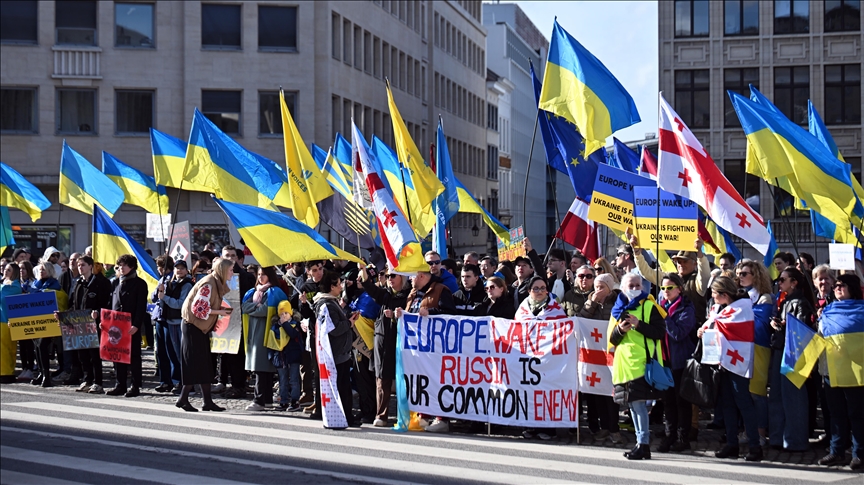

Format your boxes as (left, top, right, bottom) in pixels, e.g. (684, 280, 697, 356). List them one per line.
(587, 192, 635, 232)
(8, 315, 61, 340)
(634, 217, 699, 251)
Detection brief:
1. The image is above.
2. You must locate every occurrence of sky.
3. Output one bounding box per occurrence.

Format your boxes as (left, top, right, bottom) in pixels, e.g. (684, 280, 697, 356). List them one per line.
(514, 1, 659, 144)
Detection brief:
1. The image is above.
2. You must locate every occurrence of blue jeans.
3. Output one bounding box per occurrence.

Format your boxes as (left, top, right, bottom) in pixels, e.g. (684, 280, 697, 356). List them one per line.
(719, 370, 760, 448)
(277, 363, 301, 404)
(166, 323, 183, 386)
(629, 400, 650, 445)
(825, 384, 864, 459)
(155, 322, 173, 386)
(752, 393, 768, 430)
(768, 349, 809, 450)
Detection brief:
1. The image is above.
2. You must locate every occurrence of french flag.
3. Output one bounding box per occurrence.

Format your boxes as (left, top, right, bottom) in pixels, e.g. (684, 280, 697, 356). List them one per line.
(556, 197, 600, 263)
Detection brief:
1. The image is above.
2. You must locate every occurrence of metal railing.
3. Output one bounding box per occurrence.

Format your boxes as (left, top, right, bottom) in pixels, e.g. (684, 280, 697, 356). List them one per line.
(52, 46, 102, 79)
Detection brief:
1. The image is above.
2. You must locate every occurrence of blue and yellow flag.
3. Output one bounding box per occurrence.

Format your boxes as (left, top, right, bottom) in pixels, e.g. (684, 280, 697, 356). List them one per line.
(751, 303, 773, 396)
(730, 89, 863, 234)
(0, 206, 14, 255)
(763, 221, 781, 280)
(538, 20, 640, 155)
(212, 197, 361, 266)
(432, 120, 460, 256)
(455, 178, 510, 245)
(102, 151, 169, 215)
(331, 133, 354, 191)
(243, 285, 288, 353)
(1, 163, 51, 222)
(312, 144, 352, 199)
(370, 136, 437, 238)
(92, 204, 160, 295)
(60, 141, 125, 217)
(386, 85, 444, 234)
(281, 90, 332, 228)
(183, 109, 282, 209)
(150, 128, 208, 191)
(781, 314, 825, 389)
(821, 299, 864, 387)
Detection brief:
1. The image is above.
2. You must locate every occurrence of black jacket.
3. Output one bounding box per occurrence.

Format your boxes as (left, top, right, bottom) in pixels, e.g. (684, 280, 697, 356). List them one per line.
(312, 295, 353, 365)
(70, 273, 112, 313)
(111, 274, 149, 329)
(453, 286, 487, 315)
(296, 278, 321, 322)
(234, 263, 255, 300)
(362, 279, 409, 380)
(510, 249, 545, 308)
(772, 290, 816, 349)
(483, 293, 516, 319)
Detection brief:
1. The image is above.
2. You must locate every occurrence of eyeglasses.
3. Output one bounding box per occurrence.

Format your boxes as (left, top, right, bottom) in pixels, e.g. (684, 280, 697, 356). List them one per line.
(530, 286, 548, 293)
(386, 274, 399, 279)
(594, 267, 604, 273)
(737, 271, 752, 277)
(660, 285, 677, 291)
(576, 274, 594, 279)
(616, 252, 627, 257)
(834, 283, 847, 290)
(426, 260, 441, 265)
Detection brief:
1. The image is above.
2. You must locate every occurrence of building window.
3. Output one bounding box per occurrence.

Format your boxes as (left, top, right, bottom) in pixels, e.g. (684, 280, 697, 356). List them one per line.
(115, 3, 154, 48)
(675, 0, 710, 37)
(774, 0, 809, 34)
(56, 0, 97, 45)
(0, 88, 37, 133)
(487, 104, 499, 131)
(487, 145, 499, 180)
(825, 64, 861, 125)
(258, 6, 296, 51)
(56, 89, 96, 134)
(774, 66, 809, 124)
(115, 90, 153, 134)
(674, 70, 710, 128)
(202, 90, 241, 134)
(724, 68, 759, 127)
(201, 4, 241, 49)
(342, 18, 351, 66)
(724, 160, 761, 207)
(825, 0, 860, 32)
(1, 1, 38, 44)
(724, 0, 759, 35)
(331, 12, 340, 59)
(259, 91, 295, 135)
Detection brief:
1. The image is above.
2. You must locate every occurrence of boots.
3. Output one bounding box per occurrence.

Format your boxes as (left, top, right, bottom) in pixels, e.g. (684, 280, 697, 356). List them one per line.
(670, 428, 691, 452)
(627, 444, 652, 460)
(657, 434, 676, 453)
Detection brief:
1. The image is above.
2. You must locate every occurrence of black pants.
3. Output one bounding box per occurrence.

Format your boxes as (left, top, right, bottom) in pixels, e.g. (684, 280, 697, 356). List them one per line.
(310, 347, 321, 415)
(78, 347, 102, 386)
(663, 369, 693, 439)
(336, 360, 354, 425)
(19, 339, 35, 371)
(300, 349, 314, 402)
(253, 371, 274, 405)
(114, 333, 142, 390)
(35, 337, 57, 377)
(587, 393, 620, 432)
(353, 351, 376, 421)
(220, 351, 246, 389)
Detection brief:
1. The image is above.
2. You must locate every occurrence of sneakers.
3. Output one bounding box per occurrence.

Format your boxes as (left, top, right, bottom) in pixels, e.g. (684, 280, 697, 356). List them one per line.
(53, 371, 71, 383)
(76, 382, 91, 392)
(610, 432, 624, 444)
(285, 401, 301, 412)
(246, 402, 265, 412)
(818, 454, 844, 466)
(373, 418, 388, 427)
(850, 457, 861, 470)
(18, 369, 34, 381)
(418, 417, 431, 429)
(211, 383, 226, 393)
(425, 418, 450, 433)
(593, 429, 610, 441)
(88, 384, 104, 394)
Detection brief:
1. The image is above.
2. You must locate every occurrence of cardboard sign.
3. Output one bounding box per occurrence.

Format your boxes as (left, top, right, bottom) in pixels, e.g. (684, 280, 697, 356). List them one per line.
(168, 221, 191, 266)
(146, 213, 172, 242)
(6, 292, 60, 341)
(210, 300, 241, 354)
(58, 310, 100, 350)
(632, 186, 698, 251)
(496, 225, 526, 262)
(587, 164, 656, 232)
(828, 243, 855, 270)
(100, 309, 132, 364)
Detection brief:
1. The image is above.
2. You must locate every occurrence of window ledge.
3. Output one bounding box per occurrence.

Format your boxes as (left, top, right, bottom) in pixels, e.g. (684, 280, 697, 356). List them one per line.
(1, 41, 39, 46)
(258, 134, 283, 139)
(114, 132, 149, 137)
(55, 132, 98, 136)
(0, 131, 39, 135)
(114, 45, 156, 50)
(258, 47, 298, 53)
(201, 46, 242, 51)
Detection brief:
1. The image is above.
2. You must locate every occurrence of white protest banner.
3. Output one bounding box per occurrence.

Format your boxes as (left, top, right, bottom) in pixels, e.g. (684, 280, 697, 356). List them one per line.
(317, 305, 348, 429)
(146, 213, 171, 242)
(828, 243, 855, 270)
(399, 313, 577, 427)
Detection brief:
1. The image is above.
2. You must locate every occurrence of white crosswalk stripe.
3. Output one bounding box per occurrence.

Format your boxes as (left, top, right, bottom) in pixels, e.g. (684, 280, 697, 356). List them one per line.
(1, 396, 858, 485)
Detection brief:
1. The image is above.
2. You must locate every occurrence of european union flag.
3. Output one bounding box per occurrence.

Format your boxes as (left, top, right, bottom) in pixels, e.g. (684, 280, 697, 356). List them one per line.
(612, 138, 640, 173)
(781, 314, 825, 389)
(531, 60, 607, 202)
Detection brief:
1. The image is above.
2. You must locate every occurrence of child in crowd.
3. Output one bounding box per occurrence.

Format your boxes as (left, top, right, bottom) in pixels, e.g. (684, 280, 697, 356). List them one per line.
(269, 300, 303, 411)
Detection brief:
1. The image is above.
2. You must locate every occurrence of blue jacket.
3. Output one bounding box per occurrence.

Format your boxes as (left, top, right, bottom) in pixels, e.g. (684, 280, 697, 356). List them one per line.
(438, 270, 459, 294)
(660, 295, 697, 370)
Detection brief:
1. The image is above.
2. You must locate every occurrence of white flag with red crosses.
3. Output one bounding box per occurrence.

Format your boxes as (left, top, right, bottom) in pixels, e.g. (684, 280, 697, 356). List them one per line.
(656, 93, 771, 255)
(575, 318, 614, 397)
(317, 305, 348, 429)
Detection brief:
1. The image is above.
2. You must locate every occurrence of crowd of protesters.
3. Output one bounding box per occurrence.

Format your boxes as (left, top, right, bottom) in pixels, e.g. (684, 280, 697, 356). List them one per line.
(1, 238, 862, 471)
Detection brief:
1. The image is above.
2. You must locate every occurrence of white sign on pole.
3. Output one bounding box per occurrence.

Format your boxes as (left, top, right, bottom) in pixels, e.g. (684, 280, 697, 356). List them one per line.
(145, 213, 172, 242)
(828, 243, 855, 270)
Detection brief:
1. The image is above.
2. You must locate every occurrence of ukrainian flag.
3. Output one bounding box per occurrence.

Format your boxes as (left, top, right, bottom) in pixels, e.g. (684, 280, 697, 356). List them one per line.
(751, 303, 773, 396)
(312, 144, 352, 199)
(730, 90, 863, 234)
(211, 197, 361, 267)
(150, 128, 208, 192)
(331, 133, 354, 191)
(455, 178, 510, 245)
(59, 141, 125, 217)
(764, 221, 781, 280)
(249, 151, 293, 210)
(183, 109, 282, 209)
(781, 314, 826, 389)
(102, 151, 169, 215)
(92, 204, 160, 295)
(371, 136, 436, 238)
(820, 299, 864, 387)
(385, 85, 444, 228)
(698, 210, 742, 261)
(280, 90, 332, 228)
(538, 20, 640, 155)
(0, 206, 14, 255)
(1, 163, 51, 222)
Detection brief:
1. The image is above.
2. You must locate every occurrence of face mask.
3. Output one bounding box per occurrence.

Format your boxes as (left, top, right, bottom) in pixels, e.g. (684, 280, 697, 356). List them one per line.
(623, 288, 642, 300)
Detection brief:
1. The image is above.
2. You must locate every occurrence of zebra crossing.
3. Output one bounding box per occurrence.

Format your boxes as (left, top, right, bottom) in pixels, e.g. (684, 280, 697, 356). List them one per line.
(1, 388, 860, 485)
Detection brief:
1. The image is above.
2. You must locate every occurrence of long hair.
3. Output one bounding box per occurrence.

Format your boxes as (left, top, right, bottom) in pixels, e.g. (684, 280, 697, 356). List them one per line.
(711, 275, 743, 301)
(593, 257, 619, 284)
(737, 259, 772, 296)
(780, 267, 816, 309)
(3, 262, 20, 282)
(486, 276, 509, 297)
(211, 257, 234, 286)
(258, 266, 279, 286)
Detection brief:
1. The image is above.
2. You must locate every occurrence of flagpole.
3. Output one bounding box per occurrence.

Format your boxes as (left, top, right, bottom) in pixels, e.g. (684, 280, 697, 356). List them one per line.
(522, 105, 540, 240)
(545, 162, 563, 249)
(765, 179, 800, 256)
(655, 186, 661, 296)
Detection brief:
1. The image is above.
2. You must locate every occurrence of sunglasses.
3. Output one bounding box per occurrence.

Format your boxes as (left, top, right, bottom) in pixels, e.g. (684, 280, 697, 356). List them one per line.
(594, 267, 604, 273)
(616, 252, 627, 257)
(530, 286, 548, 293)
(576, 274, 594, 279)
(426, 260, 441, 265)
(485, 285, 499, 291)
(778, 276, 790, 283)
(386, 274, 399, 279)
(737, 271, 752, 277)
(660, 285, 678, 291)
(834, 283, 846, 290)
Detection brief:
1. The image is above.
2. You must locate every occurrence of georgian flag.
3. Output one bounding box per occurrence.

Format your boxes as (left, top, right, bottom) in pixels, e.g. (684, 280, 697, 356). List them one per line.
(555, 197, 600, 263)
(710, 298, 756, 378)
(317, 305, 348, 429)
(576, 318, 614, 397)
(657, 94, 771, 255)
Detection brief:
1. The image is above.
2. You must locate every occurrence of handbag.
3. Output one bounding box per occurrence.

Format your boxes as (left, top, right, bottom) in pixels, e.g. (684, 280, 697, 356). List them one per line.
(643, 335, 674, 391)
(678, 340, 719, 408)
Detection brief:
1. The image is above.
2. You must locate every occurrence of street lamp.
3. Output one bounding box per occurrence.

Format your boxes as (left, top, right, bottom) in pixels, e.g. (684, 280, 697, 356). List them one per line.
(471, 223, 479, 237)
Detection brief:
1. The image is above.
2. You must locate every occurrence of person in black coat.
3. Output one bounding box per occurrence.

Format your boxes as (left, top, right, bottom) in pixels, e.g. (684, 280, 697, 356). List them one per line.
(482, 276, 516, 319)
(359, 264, 409, 427)
(103, 254, 149, 397)
(295, 260, 324, 414)
(453, 264, 486, 316)
(67, 256, 112, 393)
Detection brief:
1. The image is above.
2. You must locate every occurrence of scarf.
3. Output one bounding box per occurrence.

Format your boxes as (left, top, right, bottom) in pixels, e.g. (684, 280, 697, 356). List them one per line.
(119, 269, 138, 284)
(253, 283, 271, 304)
(515, 295, 567, 320)
(611, 291, 649, 321)
(661, 294, 682, 317)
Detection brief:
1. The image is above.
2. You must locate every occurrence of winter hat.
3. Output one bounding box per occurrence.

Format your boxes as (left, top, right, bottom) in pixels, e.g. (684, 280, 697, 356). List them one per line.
(594, 273, 619, 290)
